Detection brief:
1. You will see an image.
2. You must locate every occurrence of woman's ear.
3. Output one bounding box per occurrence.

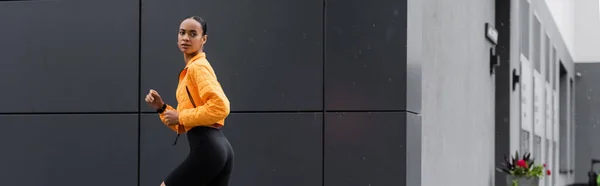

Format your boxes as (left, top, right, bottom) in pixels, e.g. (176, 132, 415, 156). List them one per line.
(202, 35, 208, 45)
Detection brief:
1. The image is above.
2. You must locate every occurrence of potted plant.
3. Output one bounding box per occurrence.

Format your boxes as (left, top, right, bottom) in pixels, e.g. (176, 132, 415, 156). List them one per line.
(497, 151, 551, 186)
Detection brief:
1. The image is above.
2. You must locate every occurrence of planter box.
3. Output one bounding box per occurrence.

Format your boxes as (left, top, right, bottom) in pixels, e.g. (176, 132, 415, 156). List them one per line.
(506, 176, 539, 186)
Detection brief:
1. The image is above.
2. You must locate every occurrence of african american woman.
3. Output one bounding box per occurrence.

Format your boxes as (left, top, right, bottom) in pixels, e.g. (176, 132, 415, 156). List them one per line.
(144, 16, 234, 186)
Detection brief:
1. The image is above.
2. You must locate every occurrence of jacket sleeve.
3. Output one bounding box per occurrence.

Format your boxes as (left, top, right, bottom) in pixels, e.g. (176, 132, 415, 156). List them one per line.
(178, 65, 230, 127)
(158, 104, 180, 132)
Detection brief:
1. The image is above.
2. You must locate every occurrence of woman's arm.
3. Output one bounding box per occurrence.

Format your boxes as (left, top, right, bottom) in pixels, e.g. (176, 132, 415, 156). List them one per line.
(159, 104, 180, 132)
(178, 65, 230, 126)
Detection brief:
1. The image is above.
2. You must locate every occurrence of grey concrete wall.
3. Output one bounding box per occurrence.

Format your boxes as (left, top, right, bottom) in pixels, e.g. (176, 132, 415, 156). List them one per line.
(574, 63, 600, 183)
(421, 0, 496, 186)
(0, 0, 418, 186)
(406, 0, 423, 185)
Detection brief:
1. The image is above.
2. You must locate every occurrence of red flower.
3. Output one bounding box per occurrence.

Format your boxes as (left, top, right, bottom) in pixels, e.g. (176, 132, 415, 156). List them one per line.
(517, 160, 527, 167)
(547, 170, 551, 175)
(543, 163, 546, 167)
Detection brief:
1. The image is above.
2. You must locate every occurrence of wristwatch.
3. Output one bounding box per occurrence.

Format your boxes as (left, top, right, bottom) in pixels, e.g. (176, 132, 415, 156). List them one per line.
(157, 103, 167, 113)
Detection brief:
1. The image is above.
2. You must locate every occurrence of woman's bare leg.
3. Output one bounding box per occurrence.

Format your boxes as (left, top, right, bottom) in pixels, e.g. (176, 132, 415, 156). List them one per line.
(160, 182, 167, 186)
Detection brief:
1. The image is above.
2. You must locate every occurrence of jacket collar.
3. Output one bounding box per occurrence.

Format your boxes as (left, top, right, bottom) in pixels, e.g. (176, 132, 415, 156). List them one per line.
(185, 52, 206, 67)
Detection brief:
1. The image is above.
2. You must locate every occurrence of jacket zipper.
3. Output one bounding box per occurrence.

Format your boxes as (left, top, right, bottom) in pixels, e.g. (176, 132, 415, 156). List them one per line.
(172, 68, 188, 146)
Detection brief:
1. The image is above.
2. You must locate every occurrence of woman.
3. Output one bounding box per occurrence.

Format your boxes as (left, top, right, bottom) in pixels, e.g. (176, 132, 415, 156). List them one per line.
(144, 16, 234, 186)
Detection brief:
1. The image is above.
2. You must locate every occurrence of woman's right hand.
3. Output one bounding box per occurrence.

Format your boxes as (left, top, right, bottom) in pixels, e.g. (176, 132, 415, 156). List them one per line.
(145, 89, 165, 109)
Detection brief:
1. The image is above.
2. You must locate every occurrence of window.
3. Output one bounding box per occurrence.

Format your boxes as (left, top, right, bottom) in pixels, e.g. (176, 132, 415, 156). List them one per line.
(545, 35, 551, 82)
(533, 16, 541, 72)
(545, 139, 550, 186)
(569, 78, 575, 174)
(553, 47, 557, 90)
(558, 62, 568, 173)
(553, 141, 557, 185)
(521, 130, 530, 153)
(534, 135, 542, 160)
(520, 0, 530, 59)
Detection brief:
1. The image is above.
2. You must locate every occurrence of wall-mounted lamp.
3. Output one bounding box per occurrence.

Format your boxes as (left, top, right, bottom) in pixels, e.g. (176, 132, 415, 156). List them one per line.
(486, 23, 500, 74)
(485, 23, 499, 45)
(512, 68, 520, 91)
(490, 47, 500, 74)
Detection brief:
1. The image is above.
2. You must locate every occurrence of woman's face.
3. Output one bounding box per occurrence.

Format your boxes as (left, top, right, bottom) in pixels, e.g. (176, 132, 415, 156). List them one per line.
(178, 18, 206, 55)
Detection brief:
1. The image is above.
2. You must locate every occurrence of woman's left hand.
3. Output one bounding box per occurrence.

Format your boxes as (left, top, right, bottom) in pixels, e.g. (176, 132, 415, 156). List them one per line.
(164, 110, 180, 125)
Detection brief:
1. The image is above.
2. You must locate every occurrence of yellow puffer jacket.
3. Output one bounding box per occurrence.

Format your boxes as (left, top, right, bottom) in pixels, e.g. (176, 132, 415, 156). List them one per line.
(159, 52, 230, 134)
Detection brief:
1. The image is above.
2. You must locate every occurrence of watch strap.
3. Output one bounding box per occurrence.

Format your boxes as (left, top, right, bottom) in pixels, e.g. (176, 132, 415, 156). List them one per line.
(156, 103, 167, 113)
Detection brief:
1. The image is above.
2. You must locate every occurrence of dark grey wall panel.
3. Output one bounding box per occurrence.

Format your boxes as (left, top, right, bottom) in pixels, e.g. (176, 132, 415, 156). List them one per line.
(1, 0, 416, 185)
(325, 112, 406, 186)
(140, 0, 323, 112)
(325, 0, 407, 111)
(139, 114, 191, 186)
(574, 63, 600, 182)
(140, 113, 323, 186)
(0, 114, 138, 186)
(0, 1, 139, 113)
